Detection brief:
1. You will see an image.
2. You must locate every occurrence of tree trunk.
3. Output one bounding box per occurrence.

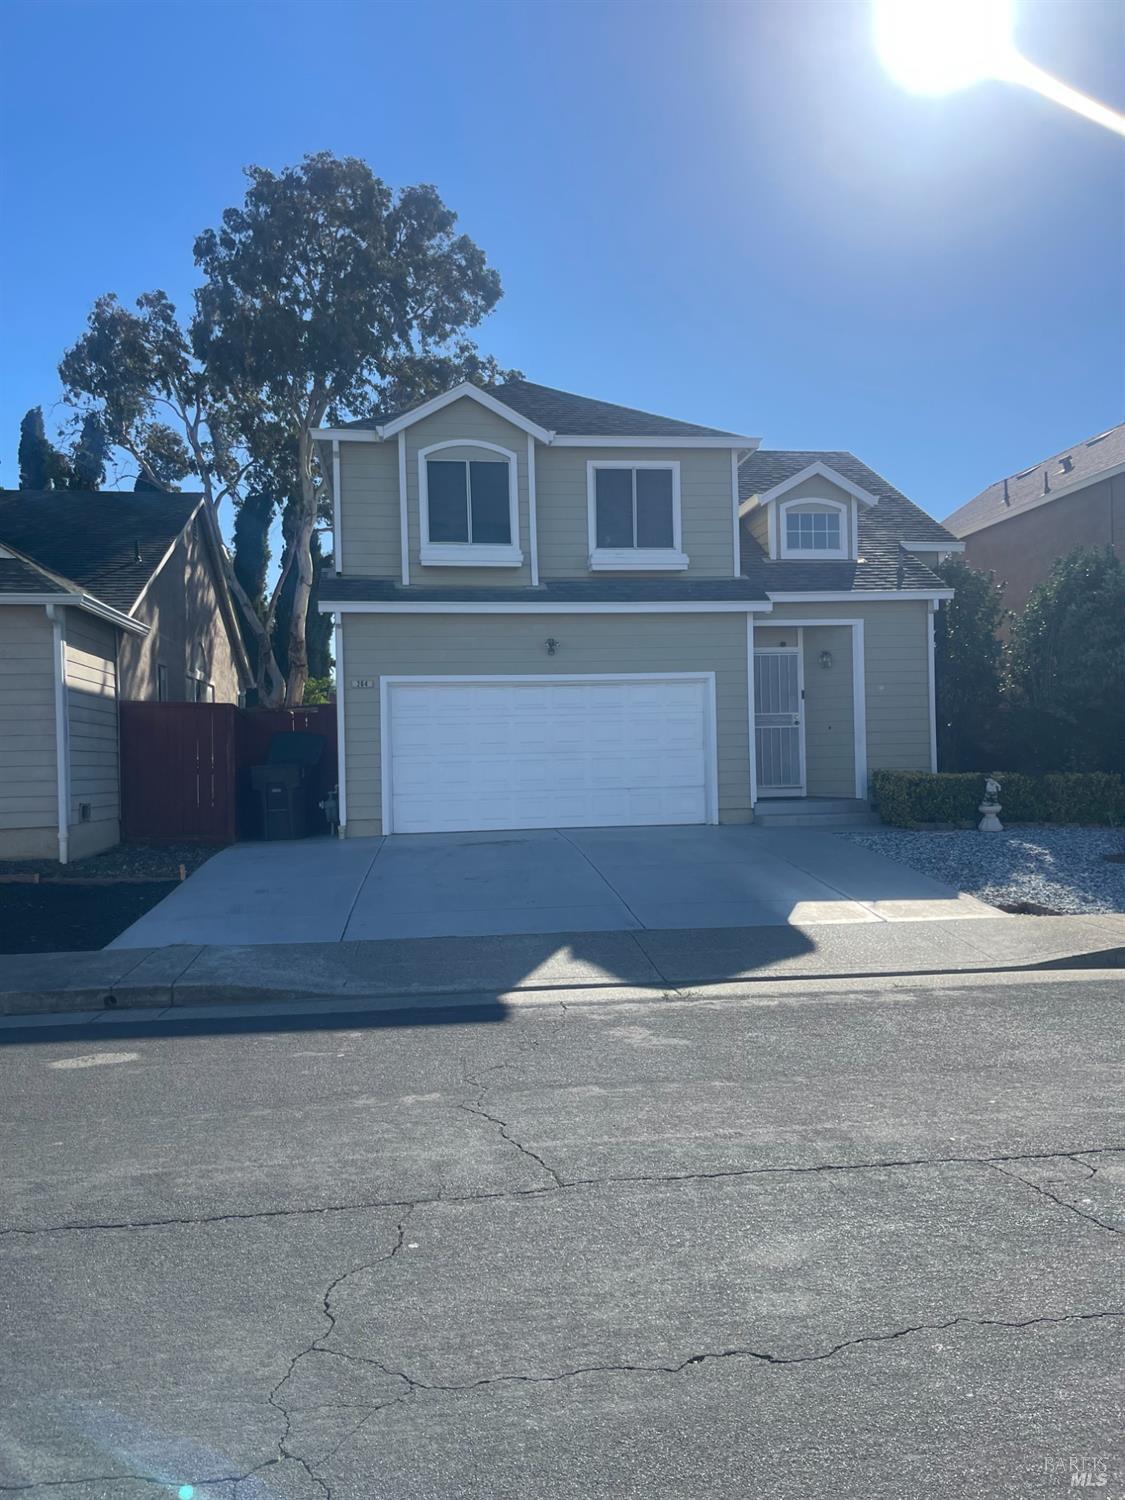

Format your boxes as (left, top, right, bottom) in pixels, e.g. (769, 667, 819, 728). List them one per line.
(203, 500, 287, 707)
(283, 430, 319, 707)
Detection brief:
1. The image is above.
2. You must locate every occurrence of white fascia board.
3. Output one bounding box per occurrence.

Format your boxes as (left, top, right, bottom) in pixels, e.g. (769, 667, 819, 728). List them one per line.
(311, 428, 382, 443)
(765, 590, 954, 603)
(319, 599, 774, 615)
(758, 461, 881, 508)
(0, 591, 149, 634)
(902, 539, 964, 552)
(552, 434, 759, 449)
(377, 383, 554, 443)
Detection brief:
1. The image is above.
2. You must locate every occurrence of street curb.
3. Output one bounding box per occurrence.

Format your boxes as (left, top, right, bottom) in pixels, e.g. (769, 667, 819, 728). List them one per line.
(2, 943, 1122, 1019)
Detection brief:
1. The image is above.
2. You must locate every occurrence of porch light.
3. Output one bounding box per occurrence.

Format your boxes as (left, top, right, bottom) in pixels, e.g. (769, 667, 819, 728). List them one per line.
(819, 650, 834, 670)
(873, 0, 1125, 135)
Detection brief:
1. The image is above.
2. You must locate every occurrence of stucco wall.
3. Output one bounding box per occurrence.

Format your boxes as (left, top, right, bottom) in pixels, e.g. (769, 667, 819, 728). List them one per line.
(0, 604, 58, 858)
(119, 519, 243, 703)
(340, 611, 751, 836)
(958, 475, 1123, 615)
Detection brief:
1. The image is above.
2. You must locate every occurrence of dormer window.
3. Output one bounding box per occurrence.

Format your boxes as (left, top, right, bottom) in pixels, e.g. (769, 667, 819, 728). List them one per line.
(587, 461, 689, 571)
(778, 498, 849, 560)
(418, 441, 523, 567)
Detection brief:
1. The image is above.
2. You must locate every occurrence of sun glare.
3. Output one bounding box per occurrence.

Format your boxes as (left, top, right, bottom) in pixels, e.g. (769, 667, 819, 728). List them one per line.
(873, 0, 1016, 96)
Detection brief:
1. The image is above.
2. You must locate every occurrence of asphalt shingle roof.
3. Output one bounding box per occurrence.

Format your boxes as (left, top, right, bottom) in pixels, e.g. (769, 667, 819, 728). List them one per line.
(738, 450, 956, 593)
(0, 556, 70, 595)
(345, 379, 750, 439)
(0, 490, 202, 612)
(943, 421, 1125, 538)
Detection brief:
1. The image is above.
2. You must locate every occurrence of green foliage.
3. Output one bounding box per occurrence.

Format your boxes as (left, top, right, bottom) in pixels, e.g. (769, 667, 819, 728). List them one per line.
(59, 151, 515, 705)
(232, 490, 272, 613)
(18, 407, 72, 489)
(1005, 547, 1125, 774)
(68, 411, 108, 490)
(302, 675, 335, 705)
(932, 557, 1006, 770)
(869, 769, 1125, 829)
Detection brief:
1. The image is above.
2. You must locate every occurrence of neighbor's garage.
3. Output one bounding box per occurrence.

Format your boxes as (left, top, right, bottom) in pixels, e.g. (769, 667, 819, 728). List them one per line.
(383, 675, 716, 833)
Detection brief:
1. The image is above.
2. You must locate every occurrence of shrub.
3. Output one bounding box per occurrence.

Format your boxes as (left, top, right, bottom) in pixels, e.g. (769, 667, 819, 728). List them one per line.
(869, 769, 1125, 829)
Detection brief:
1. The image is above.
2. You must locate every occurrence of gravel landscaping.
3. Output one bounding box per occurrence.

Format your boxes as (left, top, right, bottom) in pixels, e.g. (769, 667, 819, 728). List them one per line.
(839, 825, 1125, 915)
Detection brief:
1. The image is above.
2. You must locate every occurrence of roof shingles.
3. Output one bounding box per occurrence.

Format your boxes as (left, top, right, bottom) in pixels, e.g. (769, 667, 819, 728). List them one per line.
(0, 491, 202, 612)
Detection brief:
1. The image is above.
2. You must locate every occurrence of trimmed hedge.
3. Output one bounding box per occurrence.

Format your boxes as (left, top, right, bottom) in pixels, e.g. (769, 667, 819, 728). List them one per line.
(869, 770, 1125, 829)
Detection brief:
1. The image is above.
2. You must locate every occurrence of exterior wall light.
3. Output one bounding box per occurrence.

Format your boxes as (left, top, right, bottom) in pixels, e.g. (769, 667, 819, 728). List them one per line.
(819, 650, 834, 670)
(545, 638, 560, 656)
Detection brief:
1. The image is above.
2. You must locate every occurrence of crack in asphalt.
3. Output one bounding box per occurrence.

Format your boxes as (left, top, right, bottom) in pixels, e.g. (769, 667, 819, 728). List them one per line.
(458, 1068, 564, 1189)
(1, 1145, 1120, 1238)
(305, 1307, 1125, 1400)
(263, 1211, 415, 1497)
(988, 1160, 1120, 1235)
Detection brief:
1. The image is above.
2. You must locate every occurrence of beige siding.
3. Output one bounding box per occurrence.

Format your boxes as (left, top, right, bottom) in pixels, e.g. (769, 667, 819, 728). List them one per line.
(802, 625, 855, 796)
(767, 601, 933, 778)
(65, 612, 120, 854)
(120, 519, 243, 702)
(405, 399, 532, 586)
(536, 446, 736, 578)
(338, 439, 401, 576)
(340, 612, 751, 836)
(0, 605, 58, 856)
(335, 414, 740, 587)
(743, 503, 770, 551)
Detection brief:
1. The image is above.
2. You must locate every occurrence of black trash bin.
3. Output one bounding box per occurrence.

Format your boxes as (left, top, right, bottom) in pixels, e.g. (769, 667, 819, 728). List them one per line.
(250, 731, 326, 840)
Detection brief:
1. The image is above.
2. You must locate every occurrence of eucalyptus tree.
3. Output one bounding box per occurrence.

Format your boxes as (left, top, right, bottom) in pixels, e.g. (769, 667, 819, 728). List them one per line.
(60, 152, 513, 704)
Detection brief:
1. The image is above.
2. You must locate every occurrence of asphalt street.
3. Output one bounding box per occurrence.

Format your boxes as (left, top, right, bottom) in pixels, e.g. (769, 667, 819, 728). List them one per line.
(0, 971, 1122, 1499)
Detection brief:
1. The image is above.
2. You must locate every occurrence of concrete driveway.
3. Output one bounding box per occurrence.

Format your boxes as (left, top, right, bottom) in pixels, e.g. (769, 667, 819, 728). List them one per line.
(111, 824, 996, 948)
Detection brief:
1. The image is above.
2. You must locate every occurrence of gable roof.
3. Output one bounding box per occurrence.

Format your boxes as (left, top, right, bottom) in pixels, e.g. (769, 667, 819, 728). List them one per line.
(943, 421, 1125, 538)
(738, 450, 957, 594)
(0, 490, 203, 613)
(337, 378, 755, 442)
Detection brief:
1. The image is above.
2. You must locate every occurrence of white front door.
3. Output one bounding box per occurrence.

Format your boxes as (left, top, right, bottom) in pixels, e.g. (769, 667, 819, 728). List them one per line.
(383, 675, 715, 833)
(754, 648, 805, 796)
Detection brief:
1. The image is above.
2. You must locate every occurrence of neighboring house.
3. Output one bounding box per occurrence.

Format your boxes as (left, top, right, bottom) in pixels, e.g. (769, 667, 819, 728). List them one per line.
(313, 379, 960, 838)
(0, 490, 252, 861)
(944, 422, 1125, 614)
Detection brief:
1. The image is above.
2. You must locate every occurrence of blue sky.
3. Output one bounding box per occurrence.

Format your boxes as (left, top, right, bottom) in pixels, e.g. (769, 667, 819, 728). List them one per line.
(1, 0, 1122, 523)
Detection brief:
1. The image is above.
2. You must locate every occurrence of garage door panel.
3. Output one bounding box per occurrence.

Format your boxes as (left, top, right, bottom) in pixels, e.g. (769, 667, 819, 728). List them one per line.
(385, 677, 712, 834)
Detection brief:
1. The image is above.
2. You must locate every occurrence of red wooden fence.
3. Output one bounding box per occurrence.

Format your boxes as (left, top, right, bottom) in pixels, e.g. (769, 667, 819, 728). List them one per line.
(120, 703, 337, 844)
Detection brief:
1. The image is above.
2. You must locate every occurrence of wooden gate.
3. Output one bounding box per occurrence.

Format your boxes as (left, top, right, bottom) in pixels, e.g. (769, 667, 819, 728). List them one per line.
(119, 703, 337, 844)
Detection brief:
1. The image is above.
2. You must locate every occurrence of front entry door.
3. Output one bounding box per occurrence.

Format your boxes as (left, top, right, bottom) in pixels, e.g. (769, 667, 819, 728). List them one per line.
(754, 648, 805, 796)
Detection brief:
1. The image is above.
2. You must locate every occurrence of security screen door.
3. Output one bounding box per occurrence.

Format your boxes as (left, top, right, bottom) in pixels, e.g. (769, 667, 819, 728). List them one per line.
(754, 648, 805, 795)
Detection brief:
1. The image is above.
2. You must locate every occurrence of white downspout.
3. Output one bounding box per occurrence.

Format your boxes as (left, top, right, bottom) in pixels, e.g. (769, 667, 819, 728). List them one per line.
(334, 611, 347, 838)
(46, 604, 70, 864)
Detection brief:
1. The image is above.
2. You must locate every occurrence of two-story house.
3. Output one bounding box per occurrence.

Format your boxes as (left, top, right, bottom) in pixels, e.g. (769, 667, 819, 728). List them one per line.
(315, 380, 959, 837)
(944, 421, 1125, 615)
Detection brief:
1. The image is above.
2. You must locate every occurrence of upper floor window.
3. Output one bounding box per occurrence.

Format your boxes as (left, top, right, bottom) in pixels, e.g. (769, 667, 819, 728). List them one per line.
(419, 441, 523, 567)
(778, 498, 849, 560)
(587, 461, 688, 571)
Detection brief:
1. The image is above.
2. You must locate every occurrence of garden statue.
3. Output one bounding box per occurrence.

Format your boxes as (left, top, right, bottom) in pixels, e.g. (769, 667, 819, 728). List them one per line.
(978, 775, 1003, 833)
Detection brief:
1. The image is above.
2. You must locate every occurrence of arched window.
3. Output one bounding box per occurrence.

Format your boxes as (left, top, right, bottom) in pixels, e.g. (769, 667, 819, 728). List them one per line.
(778, 498, 849, 559)
(418, 440, 523, 567)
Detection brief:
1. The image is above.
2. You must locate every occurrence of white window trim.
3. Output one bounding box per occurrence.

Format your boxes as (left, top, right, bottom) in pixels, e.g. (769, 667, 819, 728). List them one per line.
(586, 460, 688, 571)
(418, 440, 523, 568)
(378, 671, 719, 835)
(778, 497, 850, 560)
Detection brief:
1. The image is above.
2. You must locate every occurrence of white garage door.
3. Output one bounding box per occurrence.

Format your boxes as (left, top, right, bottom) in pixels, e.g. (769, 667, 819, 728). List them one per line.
(384, 675, 715, 834)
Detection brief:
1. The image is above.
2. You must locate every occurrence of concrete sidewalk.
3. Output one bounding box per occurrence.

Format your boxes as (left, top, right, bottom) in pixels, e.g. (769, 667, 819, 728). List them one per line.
(3, 913, 1124, 1018)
